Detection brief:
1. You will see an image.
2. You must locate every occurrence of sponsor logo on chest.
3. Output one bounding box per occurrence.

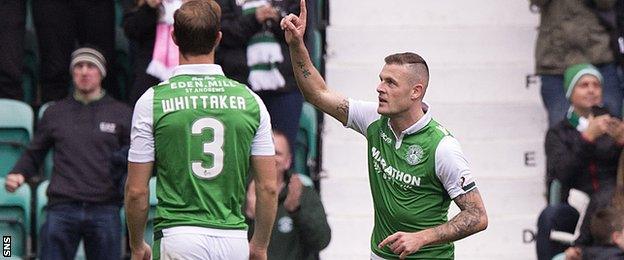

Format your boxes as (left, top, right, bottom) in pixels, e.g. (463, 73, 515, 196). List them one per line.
(99, 122, 117, 134)
(371, 146, 422, 189)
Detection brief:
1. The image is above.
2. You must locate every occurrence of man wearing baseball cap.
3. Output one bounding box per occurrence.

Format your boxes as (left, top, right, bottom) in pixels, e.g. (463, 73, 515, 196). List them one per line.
(5, 46, 132, 259)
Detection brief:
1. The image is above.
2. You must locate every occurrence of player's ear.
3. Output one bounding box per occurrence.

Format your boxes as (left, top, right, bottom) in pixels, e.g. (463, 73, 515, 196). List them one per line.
(411, 83, 424, 101)
(214, 31, 222, 48)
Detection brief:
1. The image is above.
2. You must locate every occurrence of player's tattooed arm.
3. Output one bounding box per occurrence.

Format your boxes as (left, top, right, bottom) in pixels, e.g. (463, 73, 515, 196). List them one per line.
(431, 189, 488, 243)
(337, 98, 349, 118)
(296, 61, 312, 78)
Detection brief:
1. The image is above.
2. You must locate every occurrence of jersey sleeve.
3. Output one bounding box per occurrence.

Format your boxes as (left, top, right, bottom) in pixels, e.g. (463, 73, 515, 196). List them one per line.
(346, 98, 381, 136)
(128, 88, 155, 163)
(435, 136, 477, 199)
(250, 92, 275, 156)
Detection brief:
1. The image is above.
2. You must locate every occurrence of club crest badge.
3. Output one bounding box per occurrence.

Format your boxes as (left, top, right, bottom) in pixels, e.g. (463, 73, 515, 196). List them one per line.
(405, 145, 424, 165)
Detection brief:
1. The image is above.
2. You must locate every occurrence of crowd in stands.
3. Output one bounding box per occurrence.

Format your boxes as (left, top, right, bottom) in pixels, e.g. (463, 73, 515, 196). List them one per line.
(532, 0, 624, 259)
(0, 0, 328, 258)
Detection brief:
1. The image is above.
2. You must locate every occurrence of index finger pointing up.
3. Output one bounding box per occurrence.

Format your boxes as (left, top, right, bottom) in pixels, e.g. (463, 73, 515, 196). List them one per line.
(299, 0, 307, 23)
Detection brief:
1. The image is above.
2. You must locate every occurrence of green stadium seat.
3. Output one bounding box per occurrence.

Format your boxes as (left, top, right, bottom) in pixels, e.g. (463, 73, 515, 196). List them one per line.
(0, 99, 33, 178)
(294, 102, 318, 182)
(35, 180, 48, 237)
(0, 178, 31, 259)
(549, 180, 562, 206)
(146, 177, 158, 246)
(311, 30, 322, 70)
(22, 0, 39, 104)
(38, 102, 54, 179)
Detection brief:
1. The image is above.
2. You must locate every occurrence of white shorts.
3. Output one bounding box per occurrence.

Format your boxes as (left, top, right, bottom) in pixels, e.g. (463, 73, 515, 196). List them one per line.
(155, 226, 249, 260)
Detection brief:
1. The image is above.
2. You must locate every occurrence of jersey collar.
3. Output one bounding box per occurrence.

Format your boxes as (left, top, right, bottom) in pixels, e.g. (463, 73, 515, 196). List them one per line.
(172, 64, 225, 76)
(387, 102, 432, 149)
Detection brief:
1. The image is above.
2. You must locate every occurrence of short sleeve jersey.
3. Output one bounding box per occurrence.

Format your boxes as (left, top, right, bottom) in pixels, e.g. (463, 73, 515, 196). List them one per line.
(347, 99, 476, 259)
(128, 64, 274, 232)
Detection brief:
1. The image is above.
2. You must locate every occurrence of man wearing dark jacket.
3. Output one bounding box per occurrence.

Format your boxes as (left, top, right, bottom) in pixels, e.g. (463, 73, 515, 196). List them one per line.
(245, 130, 331, 260)
(537, 63, 624, 260)
(4, 47, 132, 260)
(216, 0, 304, 160)
(545, 63, 624, 202)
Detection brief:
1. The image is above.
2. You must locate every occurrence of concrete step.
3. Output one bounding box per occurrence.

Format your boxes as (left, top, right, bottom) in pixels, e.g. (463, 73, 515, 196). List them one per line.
(434, 103, 547, 141)
(325, 25, 537, 66)
(325, 61, 540, 104)
(329, 0, 538, 27)
(320, 105, 548, 180)
(319, 169, 544, 259)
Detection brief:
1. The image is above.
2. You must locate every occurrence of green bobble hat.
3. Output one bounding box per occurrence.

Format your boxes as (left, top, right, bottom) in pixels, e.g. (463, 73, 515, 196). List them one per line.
(563, 63, 603, 99)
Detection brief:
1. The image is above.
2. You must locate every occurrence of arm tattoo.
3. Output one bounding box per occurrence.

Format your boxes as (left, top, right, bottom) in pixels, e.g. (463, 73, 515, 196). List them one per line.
(432, 189, 486, 243)
(337, 99, 349, 116)
(297, 61, 311, 78)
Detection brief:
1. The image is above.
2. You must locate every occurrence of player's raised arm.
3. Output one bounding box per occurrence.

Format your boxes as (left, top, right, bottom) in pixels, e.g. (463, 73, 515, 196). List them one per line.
(281, 0, 350, 125)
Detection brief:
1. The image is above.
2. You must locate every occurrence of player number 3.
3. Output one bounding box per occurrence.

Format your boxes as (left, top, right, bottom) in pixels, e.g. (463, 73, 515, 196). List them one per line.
(191, 117, 225, 179)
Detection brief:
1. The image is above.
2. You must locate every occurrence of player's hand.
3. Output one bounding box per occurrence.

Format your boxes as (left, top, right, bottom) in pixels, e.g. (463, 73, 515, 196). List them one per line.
(280, 0, 307, 47)
(245, 180, 257, 219)
(583, 114, 611, 142)
(284, 174, 303, 212)
(564, 246, 582, 260)
(130, 241, 151, 260)
(249, 242, 268, 260)
(378, 231, 426, 259)
(5, 173, 25, 192)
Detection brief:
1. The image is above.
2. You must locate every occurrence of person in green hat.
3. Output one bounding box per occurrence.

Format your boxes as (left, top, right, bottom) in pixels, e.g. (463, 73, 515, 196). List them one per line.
(537, 63, 624, 259)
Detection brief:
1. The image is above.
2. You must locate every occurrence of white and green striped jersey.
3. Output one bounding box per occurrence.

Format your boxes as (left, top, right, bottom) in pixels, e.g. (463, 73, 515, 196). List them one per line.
(128, 64, 274, 237)
(347, 99, 476, 259)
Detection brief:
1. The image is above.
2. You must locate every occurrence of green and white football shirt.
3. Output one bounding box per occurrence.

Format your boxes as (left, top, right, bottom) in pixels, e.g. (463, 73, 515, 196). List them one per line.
(128, 64, 274, 238)
(347, 99, 476, 260)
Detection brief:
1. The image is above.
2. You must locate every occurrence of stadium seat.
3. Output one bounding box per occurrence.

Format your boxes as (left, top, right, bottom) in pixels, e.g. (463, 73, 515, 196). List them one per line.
(311, 29, 323, 70)
(294, 102, 318, 184)
(549, 189, 590, 245)
(549, 180, 562, 206)
(0, 178, 31, 259)
(146, 177, 158, 246)
(0, 99, 33, 177)
(38, 102, 54, 179)
(22, 0, 39, 104)
(35, 180, 48, 237)
(552, 252, 565, 260)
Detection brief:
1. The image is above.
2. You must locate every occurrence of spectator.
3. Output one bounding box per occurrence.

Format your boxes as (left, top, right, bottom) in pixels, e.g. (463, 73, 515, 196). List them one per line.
(0, 0, 25, 100)
(545, 63, 624, 203)
(563, 208, 624, 259)
(245, 130, 331, 260)
(123, 0, 185, 105)
(216, 0, 304, 159)
(4, 47, 132, 260)
(537, 63, 624, 260)
(562, 152, 624, 259)
(530, 0, 623, 127)
(32, 0, 119, 103)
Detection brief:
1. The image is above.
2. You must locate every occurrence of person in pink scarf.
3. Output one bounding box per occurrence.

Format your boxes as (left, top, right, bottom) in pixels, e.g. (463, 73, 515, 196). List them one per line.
(123, 0, 187, 105)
